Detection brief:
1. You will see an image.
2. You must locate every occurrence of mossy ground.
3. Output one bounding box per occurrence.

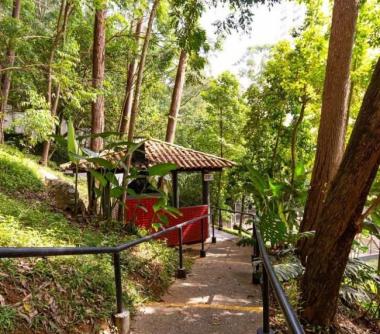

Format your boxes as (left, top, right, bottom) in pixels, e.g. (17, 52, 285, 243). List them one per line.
(0, 145, 179, 333)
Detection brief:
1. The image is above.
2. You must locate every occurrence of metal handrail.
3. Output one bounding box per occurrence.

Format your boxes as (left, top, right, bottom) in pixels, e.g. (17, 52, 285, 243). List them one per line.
(0, 214, 211, 325)
(0, 214, 209, 258)
(215, 207, 304, 334)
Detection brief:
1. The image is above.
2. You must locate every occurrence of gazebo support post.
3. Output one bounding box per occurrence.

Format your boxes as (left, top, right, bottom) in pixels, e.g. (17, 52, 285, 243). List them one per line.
(202, 170, 213, 252)
(172, 170, 179, 208)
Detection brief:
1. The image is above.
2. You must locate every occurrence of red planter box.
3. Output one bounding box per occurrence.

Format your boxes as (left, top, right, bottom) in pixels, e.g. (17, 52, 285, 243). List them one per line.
(125, 196, 208, 246)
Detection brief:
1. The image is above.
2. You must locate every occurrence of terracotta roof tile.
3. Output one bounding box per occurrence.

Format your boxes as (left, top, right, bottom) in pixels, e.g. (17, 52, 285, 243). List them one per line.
(60, 139, 236, 172)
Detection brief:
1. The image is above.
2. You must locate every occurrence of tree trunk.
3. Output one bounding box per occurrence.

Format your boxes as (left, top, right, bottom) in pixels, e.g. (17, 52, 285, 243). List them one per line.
(301, 56, 380, 326)
(127, 0, 159, 142)
(40, 0, 72, 165)
(238, 194, 246, 235)
(299, 0, 360, 262)
(118, 19, 142, 137)
(165, 49, 187, 143)
(118, 0, 159, 222)
(90, 7, 106, 153)
(40, 85, 61, 165)
(0, 0, 21, 144)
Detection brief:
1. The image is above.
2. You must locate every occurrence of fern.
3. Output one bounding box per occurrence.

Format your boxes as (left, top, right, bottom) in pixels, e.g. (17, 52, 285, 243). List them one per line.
(273, 259, 304, 282)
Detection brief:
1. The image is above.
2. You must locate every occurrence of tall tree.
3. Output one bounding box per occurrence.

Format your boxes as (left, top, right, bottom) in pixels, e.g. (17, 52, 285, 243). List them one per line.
(299, 0, 360, 261)
(0, 0, 21, 144)
(90, 3, 106, 152)
(40, 0, 73, 165)
(118, 0, 160, 221)
(118, 19, 142, 138)
(165, 49, 187, 143)
(127, 0, 160, 143)
(301, 56, 380, 325)
(164, 0, 207, 143)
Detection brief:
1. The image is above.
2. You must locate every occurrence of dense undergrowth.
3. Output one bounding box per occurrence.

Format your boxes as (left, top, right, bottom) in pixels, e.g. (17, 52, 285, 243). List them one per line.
(0, 145, 178, 333)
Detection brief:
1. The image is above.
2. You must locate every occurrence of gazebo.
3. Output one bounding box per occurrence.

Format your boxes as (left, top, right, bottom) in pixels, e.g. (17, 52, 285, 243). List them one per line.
(62, 139, 235, 246)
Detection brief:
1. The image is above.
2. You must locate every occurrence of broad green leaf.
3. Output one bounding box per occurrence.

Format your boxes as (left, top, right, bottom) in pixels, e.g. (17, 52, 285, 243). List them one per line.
(127, 188, 137, 196)
(67, 118, 81, 162)
(159, 214, 169, 225)
(90, 170, 107, 187)
(148, 163, 177, 176)
(110, 186, 125, 198)
(105, 172, 119, 185)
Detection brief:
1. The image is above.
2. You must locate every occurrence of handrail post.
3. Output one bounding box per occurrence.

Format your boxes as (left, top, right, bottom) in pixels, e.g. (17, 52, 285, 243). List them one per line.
(113, 252, 130, 334)
(211, 208, 216, 244)
(113, 252, 124, 313)
(200, 218, 206, 257)
(252, 221, 261, 285)
(218, 208, 222, 230)
(176, 227, 186, 278)
(257, 266, 273, 334)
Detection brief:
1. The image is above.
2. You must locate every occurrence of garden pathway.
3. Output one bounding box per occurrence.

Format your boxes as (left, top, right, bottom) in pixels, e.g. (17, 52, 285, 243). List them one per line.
(130, 231, 263, 334)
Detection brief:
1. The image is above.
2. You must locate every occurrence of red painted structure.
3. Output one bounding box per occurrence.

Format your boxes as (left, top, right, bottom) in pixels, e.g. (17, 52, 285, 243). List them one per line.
(125, 197, 208, 246)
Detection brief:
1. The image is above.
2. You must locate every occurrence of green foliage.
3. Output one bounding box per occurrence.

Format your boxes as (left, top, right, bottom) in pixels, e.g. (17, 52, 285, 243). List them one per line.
(148, 163, 177, 176)
(245, 167, 307, 246)
(341, 258, 379, 318)
(66, 118, 81, 162)
(0, 146, 178, 332)
(11, 90, 58, 147)
(274, 258, 304, 282)
(0, 306, 16, 333)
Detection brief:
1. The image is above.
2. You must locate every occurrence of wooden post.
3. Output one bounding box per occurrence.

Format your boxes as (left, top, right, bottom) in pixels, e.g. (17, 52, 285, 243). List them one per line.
(202, 170, 215, 243)
(172, 170, 179, 208)
(202, 170, 210, 206)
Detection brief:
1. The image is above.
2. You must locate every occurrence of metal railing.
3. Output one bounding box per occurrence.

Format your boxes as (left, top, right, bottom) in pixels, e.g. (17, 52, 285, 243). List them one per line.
(216, 207, 304, 334)
(0, 207, 304, 334)
(0, 214, 210, 331)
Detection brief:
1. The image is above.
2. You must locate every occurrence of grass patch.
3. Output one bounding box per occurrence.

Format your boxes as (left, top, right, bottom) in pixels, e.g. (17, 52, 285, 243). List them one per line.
(0, 145, 43, 193)
(0, 306, 17, 332)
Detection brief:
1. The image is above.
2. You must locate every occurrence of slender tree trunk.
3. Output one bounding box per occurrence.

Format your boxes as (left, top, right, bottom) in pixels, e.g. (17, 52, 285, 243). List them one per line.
(238, 194, 246, 235)
(40, 0, 72, 165)
(90, 6, 106, 152)
(118, 0, 159, 222)
(165, 49, 187, 143)
(299, 0, 360, 262)
(290, 96, 307, 186)
(118, 19, 142, 137)
(0, 0, 21, 144)
(40, 85, 61, 165)
(301, 56, 380, 326)
(127, 0, 159, 142)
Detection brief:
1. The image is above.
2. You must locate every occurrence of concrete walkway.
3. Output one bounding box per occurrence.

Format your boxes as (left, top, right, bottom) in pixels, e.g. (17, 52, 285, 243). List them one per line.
(131, 232, 262, 334)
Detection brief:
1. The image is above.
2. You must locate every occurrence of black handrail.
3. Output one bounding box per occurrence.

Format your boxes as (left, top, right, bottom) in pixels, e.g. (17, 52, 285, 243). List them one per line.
(0, 214, 210, 258)
(215, 207, 304, 334)
(0, 213, 211, 332)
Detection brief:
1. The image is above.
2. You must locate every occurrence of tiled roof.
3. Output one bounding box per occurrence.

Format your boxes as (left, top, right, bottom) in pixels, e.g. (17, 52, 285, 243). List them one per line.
(60, 139, 235, 172)
(144, 139, 235, 171)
